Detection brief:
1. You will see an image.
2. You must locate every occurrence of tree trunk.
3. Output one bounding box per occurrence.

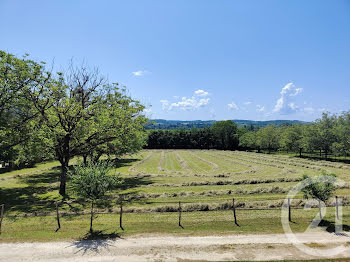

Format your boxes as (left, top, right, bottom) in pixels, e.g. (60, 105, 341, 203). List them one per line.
(90, 201, 94, 233)
(83, 155, 87, 165)
(318, 199, 322, 220)
(59, 163, 68, 196)
(299, 148, 302, 157)
(58, 134, 71, 196)
(325, 150, 328, 159)
(319, 149, 322, 157)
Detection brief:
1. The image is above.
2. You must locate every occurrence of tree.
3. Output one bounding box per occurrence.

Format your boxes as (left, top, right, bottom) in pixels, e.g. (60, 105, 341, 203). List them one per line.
(29, 63, 146, 195)
(300, 173, 337, 220)
(0, 51, 52, 164)
(332, 111, 350, 157)
(315, 113, 337, 158)
(211, 120, 239, 150)
(239, 131, 257, 151)
(280, 124, 303, 156)
(69, 162, 122, 232)
(256, 125, 280, 153)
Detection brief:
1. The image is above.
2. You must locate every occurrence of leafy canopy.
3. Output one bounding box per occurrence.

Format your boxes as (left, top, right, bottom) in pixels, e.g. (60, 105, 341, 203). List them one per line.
(69, 162, 122, 201)
(300, 172, 337, 202)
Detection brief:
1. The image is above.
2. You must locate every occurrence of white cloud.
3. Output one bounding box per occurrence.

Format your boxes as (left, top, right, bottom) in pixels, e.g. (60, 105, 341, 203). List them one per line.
(228, 102, 239, 110)
(160, 100, 169, 110)
(273, 83, 303, 114)
(194, 89, 209, 97)
(244, 101, 252, 105)
(161, 90, 211, 111)
(169, 97, 210, 110)
(256, 105, 265, 112)
(132, 70, 149, 76)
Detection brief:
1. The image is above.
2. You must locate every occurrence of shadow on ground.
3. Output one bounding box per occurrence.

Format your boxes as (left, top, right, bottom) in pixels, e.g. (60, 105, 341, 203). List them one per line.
(319, 219, 350, 236)
(0, 157, 154, 214)
(69, 230, 122, 254)
(0, 169, 60, 214)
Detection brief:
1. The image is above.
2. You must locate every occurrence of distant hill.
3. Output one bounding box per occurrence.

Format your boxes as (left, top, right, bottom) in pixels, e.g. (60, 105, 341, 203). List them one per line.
(145, 119, 307, 130)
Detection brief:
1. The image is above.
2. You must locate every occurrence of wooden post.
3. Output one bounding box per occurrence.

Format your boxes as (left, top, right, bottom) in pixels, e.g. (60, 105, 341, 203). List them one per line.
(0, 204, 4, 234)
(318, 199, 322, 220)
(90, 201, 94, 233)
(232, 198, 239, 226)
(120, 200, 124, 231)
(288, 198, 291, 222)
(336, 196, 339, 220)
(55, 202, 61, 232)
(178, 201, 183, 228)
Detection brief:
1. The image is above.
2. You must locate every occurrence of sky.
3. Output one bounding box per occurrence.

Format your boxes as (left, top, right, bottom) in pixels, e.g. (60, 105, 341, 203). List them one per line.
(1, 0, 349, 121)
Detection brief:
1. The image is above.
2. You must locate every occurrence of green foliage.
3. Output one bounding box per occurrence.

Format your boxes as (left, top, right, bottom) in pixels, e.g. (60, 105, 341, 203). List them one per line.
(0, 51, 52, 164)
(256, 125, 280, 153)
(69, 162, 122, 201)
(24, 60, 147, 195)
(332, 111, 350, 156)
(300, 172, 337, 202)
(146, 128, 215, 149)
(280, 124, 302, 153)
(239, 131, 257, 149)
(211, 120, 239, 150)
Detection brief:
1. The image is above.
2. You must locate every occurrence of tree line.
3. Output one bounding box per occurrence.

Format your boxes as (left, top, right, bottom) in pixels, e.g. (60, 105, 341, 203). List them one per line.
(239, 112, 350, 158)
(0, 51, 147, 195)
(146, 112, 350, 159)
(146, 120, 243, 150)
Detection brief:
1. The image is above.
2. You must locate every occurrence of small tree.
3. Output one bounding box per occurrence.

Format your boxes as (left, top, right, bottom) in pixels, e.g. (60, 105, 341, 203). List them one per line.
(69, 162, 122, 232)
(300, 172, 337, 220)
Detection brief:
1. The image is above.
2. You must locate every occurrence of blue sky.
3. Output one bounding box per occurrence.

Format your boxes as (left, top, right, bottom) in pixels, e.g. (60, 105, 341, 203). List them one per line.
(1, 0, 349, 121)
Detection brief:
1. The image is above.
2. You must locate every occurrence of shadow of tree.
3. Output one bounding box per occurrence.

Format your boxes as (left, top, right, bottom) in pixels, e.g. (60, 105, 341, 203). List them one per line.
(113, 158, 140, 168)
(319, 219, 350, 236)
(0, 158, 153, 214)
(92, 175, 154, 209)
(299, 155, 350, 164)
(69, 230, 122, 254)
(18, 168, 60, 185)
(121, 176, 153, 190)
(0, 169, 60, 213)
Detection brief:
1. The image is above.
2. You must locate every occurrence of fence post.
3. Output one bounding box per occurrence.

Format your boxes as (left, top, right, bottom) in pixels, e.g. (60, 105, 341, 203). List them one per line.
(120, 200, 124, 231)
(336, 196, 339, 220)
(288, 198, 291, 222)
(0, 204, 4, 234)
(232, 198, 239, 226)
(178, 201, 183, 228)
(55, 202, 61, 232)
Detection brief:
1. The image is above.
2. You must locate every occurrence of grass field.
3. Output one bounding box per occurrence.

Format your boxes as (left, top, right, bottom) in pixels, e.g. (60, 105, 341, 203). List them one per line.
(1, 149, 350, 241)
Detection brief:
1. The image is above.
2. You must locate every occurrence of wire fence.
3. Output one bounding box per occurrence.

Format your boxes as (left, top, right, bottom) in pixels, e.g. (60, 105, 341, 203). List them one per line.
(1, 195, 348, 218)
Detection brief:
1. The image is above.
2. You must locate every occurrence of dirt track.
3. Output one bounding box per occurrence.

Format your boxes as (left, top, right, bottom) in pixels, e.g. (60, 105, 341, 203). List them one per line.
(1, 232, 350, 261)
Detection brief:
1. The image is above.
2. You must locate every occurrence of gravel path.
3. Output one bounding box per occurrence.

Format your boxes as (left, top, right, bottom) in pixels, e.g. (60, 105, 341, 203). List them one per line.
(1, 232, 350, 261)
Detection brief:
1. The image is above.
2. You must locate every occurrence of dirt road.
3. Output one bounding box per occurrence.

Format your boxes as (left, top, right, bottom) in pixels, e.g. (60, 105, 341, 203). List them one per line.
(1, 232, 350, 261)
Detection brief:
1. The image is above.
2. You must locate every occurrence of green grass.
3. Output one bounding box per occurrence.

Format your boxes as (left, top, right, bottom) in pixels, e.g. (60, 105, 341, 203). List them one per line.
(1, 149, 350, 241)
(1, 207, 349, 242)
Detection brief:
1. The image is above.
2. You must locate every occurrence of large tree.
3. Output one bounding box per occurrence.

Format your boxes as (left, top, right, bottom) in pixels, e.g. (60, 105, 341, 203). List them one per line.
(256, 125, 280, 153)
(280, 124, 303, 156)
(29, 63, 146, 196)
(239, 131, 258, 151)
(332, 111, 350, 157)
(0, 51, 52, 164)
(211, 120, 239, 150)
